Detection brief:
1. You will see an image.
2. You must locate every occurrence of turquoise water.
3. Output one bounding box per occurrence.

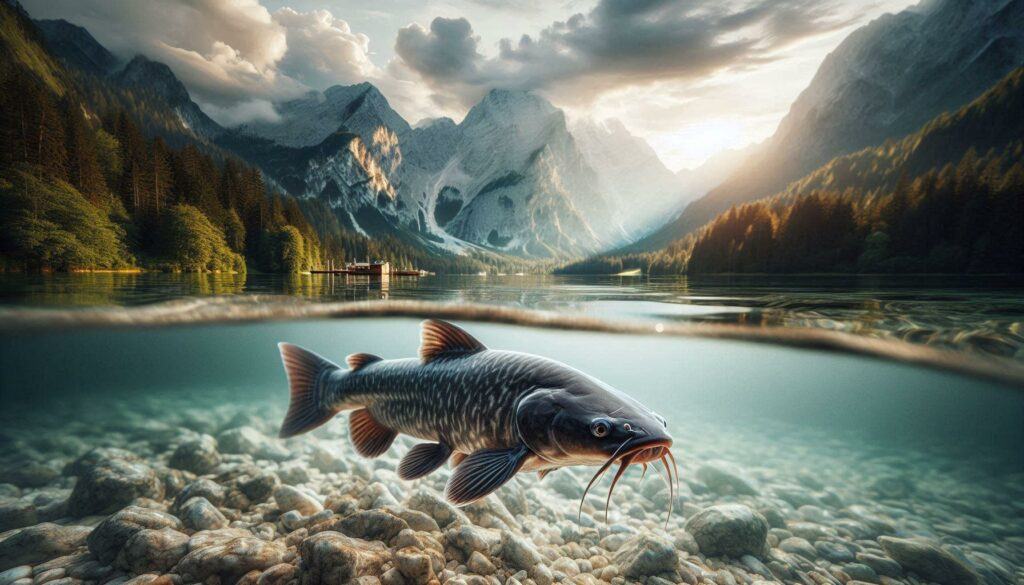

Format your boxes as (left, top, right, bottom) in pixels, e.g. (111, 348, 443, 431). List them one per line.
(1, 285, 1022, 583)
(1, 272, 1023, 360)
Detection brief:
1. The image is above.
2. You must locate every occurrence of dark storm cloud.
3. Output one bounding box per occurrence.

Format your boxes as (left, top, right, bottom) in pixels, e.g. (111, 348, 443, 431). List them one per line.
(395, 0, 852, 104)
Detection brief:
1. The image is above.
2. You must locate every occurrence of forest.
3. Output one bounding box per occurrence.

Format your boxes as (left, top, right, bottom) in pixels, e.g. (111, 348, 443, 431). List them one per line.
(0, 3, 522, 274)
(558, 67, 1024, 276)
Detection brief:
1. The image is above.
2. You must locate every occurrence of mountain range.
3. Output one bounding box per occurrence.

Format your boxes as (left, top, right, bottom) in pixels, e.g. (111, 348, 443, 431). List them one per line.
(19, 0, 1024, 268)
(630, 0, 1024, 252)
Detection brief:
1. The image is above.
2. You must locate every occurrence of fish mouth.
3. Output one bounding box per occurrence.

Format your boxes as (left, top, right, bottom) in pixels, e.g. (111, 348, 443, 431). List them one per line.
(578, 434, 679, 526)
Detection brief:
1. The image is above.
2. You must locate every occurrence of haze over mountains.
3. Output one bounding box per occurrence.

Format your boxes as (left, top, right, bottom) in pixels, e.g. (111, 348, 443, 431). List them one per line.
(15, 0, 1023, 271)
(631, 0, 1024, 251)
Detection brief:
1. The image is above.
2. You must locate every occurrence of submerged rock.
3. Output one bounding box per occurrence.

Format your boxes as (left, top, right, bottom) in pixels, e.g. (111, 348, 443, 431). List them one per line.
(613, 534, 680, 579)
(176, 537, 285, 582)
(331, 510, 409, 545)
(0, 523, 91, 571)
(179, 496, 229, 531)
(86, 506, 183, 564)
(274, 485, 323, 516)
(217, 427, 289, 461)
(299, 531, 390, 585)
(114, 527, 189, 573)
(169, 435, 221, 475)
(879, 537, 980, 585)
(685, 504, 768, 558)
(696, 461, 760, 496)
(67, 459, 164, 516)
(173, 478, 226, 510)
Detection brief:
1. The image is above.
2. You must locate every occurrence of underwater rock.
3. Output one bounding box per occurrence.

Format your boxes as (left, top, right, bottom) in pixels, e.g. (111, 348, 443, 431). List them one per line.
(0, 566, 32, 585)
(779, 537, 817, 558)
(383, 505, 440, 533)
(257, 563, 297, 585)
(406, 488, 469, 528)
(696, 461, 760, 496)
(0, 502, 37, 532)
(855, 552, 902, 577)
(496, 531, 544, 571)
(64, 448, 141, 477)
(217, 427, 289, 461)
(172, 478, 226, 510)
(685, 504, 768, 558)
(879, 537, 980, 585)
(2, 463, 58, 488)
(67, 459, 164, 516)
(0, 523, 91, 571)
(86, 506, 183, 564)
(331, 510, 409, 545)
(444, 525, 499, 561)
(168, 435, 221, 475)
(466, 551, 496, 575)
(299, 531, 390, 585)
(187, 528, 253, 550)
(612, 534, 680, 579)
(394, 547, 436, 584)
(114, 527, 189, 574)
(179, 497, 228, 531)
(815, 540, 855, 563)
(240, 472, 279, 503)
(176, 537, 286, 582)
(273, 485, 323, 516)
(841, 562, 880, 583)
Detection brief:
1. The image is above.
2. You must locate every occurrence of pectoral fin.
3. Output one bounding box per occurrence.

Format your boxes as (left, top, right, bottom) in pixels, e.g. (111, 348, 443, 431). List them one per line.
(398, 442, 452, 480)
(445, 445, 529, 505)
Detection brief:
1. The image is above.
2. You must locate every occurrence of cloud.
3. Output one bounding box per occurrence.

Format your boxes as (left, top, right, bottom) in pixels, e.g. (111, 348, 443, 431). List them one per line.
(198, 98, 281, 126)
(18, 0, 419, 124)
(273, 7, 379, 89)
(395, 0, 853, 106)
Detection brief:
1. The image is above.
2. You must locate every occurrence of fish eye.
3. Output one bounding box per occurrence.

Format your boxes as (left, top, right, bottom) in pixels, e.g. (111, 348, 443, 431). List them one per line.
(590, 418, 611, 438)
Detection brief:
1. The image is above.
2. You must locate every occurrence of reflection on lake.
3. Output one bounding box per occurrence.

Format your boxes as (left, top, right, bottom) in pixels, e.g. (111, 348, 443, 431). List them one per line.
(1, 272, 1022, 360)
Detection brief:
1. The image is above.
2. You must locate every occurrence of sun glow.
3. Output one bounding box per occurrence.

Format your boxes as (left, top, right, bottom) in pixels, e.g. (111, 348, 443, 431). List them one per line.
(649, 118, 748, 171)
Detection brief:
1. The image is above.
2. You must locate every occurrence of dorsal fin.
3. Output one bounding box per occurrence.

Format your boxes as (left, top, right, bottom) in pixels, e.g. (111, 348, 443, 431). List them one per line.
(419, 319, 486, 363)
(347, 353, 383, 371)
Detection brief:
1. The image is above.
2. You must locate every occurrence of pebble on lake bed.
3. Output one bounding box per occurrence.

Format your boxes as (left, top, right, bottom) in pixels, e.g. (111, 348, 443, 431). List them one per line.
(0, 399, 1015, 585)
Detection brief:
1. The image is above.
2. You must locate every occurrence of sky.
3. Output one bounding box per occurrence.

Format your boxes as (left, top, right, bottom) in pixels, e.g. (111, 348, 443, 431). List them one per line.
(22, 0, 919, 171)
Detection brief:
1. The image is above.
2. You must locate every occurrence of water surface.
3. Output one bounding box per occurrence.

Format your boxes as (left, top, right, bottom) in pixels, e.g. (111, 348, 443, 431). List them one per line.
(2, 272, 1022, 361)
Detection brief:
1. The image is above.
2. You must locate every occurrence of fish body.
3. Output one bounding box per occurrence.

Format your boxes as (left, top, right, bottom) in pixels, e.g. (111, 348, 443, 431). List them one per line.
(278, 319, 675, 508)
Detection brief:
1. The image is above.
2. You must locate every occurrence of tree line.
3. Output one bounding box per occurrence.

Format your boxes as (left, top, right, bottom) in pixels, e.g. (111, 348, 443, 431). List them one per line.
(0, 3, 526, 274)
(558, 66, 1024, 276)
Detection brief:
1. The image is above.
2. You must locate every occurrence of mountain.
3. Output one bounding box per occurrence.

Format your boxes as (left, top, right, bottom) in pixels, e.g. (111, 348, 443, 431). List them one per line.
(427, 89, 615, 256)
(237, 83, 411, 147)
(34, 18, 118, 76)
(232, 86, 624, 257)
(570, 118, 684, 235)
(559, 66, 1024, 276)
(674, 145, 756, 204)
(113, 55, 224, 140)
(633, 0, 1024, 251)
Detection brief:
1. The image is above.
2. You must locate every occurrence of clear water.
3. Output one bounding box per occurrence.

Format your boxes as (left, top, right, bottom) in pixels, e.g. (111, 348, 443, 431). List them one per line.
(2, 315, 1024, 585)
(1, 278, 1022, 583)
(1, 272, 1023, 360)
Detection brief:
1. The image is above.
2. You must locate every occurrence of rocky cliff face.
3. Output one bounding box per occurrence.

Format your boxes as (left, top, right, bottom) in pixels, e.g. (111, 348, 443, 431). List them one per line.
(114, 56, 224, 140)
(570, 118, 684, 236)
(433, 90, 615, 256)
(635, 0, 1024, 250)
(237, 83, 411, 148)
(34, 18, 118, 76)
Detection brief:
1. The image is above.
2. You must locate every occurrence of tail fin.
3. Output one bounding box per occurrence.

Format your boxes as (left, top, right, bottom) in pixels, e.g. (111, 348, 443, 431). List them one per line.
(278, 343, 341, 438)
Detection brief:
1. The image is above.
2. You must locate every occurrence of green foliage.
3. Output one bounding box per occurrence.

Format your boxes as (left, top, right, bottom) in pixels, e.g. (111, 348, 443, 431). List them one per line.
(562, 67, 1024, 276)
(161, 205, 245, 273)
(0, 166, 133, 270)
